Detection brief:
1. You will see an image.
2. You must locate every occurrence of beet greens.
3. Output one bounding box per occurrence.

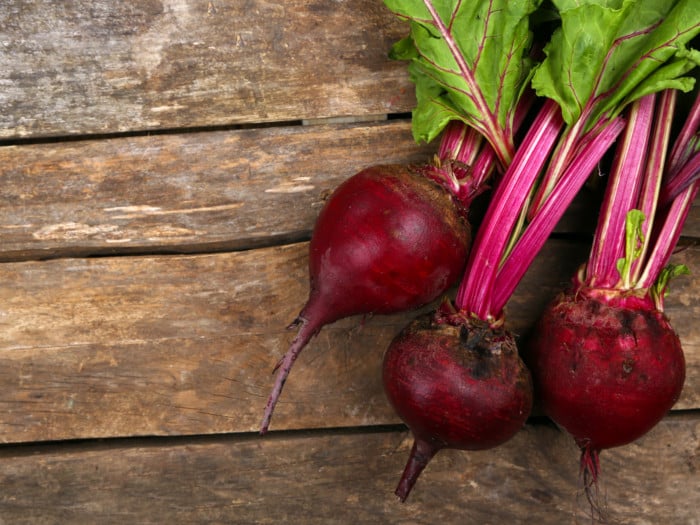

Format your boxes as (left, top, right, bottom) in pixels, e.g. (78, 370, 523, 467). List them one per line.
(381, 0, 700, 503)
(260, 0, 543, 434)
(259, 0, 700, 511)
(384, 0, 541, 168)
(527, 88, 699, 517)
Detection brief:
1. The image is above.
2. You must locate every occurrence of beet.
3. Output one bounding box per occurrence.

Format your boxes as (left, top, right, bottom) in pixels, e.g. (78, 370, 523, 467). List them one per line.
(526, 288, 686, 486)
(260, 164, 471, 434)
(382, 305, 533, 501)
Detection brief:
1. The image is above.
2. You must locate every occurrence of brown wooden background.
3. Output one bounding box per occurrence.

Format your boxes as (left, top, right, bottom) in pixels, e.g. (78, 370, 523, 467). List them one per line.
(0, 1, 698, 523)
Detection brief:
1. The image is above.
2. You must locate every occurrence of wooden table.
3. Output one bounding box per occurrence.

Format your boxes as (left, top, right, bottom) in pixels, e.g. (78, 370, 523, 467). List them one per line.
(1, 2, 698, 523)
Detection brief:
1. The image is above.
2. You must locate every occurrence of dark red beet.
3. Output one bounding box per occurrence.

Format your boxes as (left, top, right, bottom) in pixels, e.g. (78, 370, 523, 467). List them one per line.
(527, 288, 685, 487)
(261, 165, 471, 434)
(382, 306, 533, 501)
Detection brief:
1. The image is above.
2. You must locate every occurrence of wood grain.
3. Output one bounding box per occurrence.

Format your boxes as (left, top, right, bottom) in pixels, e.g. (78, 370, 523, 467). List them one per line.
(0, 415, 697, 524)
(0, 120, 432, 261)
(2, 0, 697, 519)
(0, 240, 697, 444)
(1, 120, 698, 261)
(0, 0, 413, 139)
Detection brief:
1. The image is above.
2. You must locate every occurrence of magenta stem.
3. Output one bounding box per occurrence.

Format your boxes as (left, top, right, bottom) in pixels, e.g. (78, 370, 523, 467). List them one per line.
(490, 116, 625, 313)
(469, 144, 498, 190)
(667, 90, 700, 176)
(637, 180, 699, 293)
(424, 121, 499, 207)
(437, 121, 482, 165)
(635, 90, 700, 289)
(455, 99, 563, 318)
(527, 114, 588, 218)
(586, 95, 656, 288)
(660, 152, 700, 205)
(630, 90, 677, 283)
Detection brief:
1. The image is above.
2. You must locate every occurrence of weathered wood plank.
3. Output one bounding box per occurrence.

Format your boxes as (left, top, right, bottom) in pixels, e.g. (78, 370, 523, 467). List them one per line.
(0, 242, 407, 443)
(0, 0, 412, 139)
(0, 241, 697, 443)
(0, 415, 697, 524)
(2, 120, 697, 261)
(0, 120, 432, 261)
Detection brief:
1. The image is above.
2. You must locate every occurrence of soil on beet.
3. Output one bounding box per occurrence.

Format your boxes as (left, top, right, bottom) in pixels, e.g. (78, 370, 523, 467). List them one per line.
(526, 290, 685, 453)
(383, 309, 533, 501)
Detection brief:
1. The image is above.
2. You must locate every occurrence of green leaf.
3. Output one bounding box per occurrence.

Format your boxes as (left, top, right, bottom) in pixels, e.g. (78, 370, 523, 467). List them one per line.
(383, 0, 542, 164)
(389, 36, 419, 61)
(616, 209, 646, 287)
(409, 62, 465, 143)
(651, 263, 690, 308)
(626, 58, 699, 104)
(531, 0, 700, 128)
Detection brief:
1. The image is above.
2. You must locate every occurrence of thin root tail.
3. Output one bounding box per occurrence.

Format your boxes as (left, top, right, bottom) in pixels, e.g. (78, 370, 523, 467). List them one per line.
(579, 446, 608, 522)
(394, 438, 440, 502)
(259, 316, 320, 435)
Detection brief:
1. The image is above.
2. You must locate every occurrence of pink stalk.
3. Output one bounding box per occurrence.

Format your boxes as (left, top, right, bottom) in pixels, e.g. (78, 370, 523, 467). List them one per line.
(427, 92, 537, 208)
(658, 90, 700, 205)
(569, 88, 700, 302)
(635, 90, 700, 296)
(490, 116, 625, 313)
(456, 95, 625, 320)
(527, 115, 589, 217)
(455, 99, 563, 320)
(468, 145, 498, 191)
(660, 152, 700, 205)
(667, 90, 700, 177)
(420, 122, 498, 208)
(585, 95, 657, 288)
(526, 103, 617, 221)
(630, 90, 677, 283)
(638, 182, 698, 301)
(465, 91, 535, 191)
(437, 121, 484, 166)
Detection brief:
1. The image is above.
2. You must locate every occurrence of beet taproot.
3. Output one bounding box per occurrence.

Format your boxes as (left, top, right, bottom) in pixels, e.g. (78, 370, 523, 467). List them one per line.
(526, 288, 685, 485)
(261, 164, 471, 433)
(383, 306, 533, 501)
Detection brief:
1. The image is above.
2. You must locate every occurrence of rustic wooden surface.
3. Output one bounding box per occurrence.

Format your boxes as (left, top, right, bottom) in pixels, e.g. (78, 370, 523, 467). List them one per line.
(0, 120, 431, 261)
(0, 240, 697, 444)
(1, 0, 698, 523)
(2, 120, 698, 262)
(0, 0, 413, 139)
(0, 415, 696, 524)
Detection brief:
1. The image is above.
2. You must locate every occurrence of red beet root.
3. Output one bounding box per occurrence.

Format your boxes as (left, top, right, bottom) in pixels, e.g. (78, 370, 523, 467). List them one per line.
(261, 165, 471, 434)
(527, 288, 685, 486)
(383, 305, 533, 501)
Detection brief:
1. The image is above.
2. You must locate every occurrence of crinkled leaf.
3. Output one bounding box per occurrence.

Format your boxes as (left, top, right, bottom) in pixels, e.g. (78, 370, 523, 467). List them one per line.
(629, 56, 700, 103)
(651, 263, 690, 308)
(408, 49, 466, 144)
(532, 0, 700, 128)
(389, 36, 419, 61)
(616, 209, 646, 287)
(384, 0, 542, 164)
